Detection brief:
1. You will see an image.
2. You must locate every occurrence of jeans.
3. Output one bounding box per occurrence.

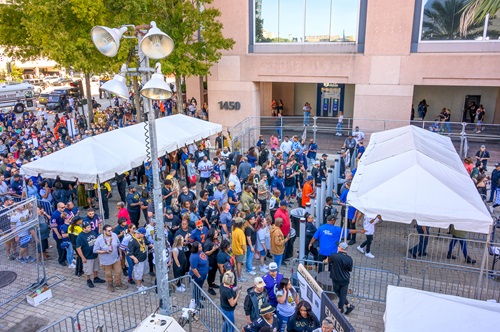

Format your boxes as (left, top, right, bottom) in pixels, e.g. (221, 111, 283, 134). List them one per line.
(490, 184, 498, 202)
(65, 242, 74, 265)
(55, 237, 66, 264)
(336, 122, 343, 135)
(304, 112, 310, 126)
(410, 225, 429, 256)
(221, 308, 235, 332)
(246, 246, 254, 272)
(445, 121, 451, 133)
(191, 275, 207, 305)
(274, 253, 283, 271)
(277, 312, 291, 332)
(308, 158, 316, 170)
(448, 236, 468, 258)
(126, 255, 134, 280)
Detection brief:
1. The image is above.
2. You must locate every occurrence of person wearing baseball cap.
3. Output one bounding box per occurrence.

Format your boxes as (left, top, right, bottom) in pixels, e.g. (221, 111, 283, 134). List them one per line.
(127, 227, 152, 293)
(189, 220, 208, 244)
(475, 144, 490, 171)
(262, 262, 284, 307)
(243, 302, 279, 332)
(323, 242, 355, 315)
(244, 276, 270, 324)
(75, 220, 105, 288)
(302, 175, 315, 207)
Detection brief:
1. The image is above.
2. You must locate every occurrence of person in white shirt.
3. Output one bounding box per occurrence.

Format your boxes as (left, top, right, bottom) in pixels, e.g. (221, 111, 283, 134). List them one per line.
(357, 214, 381, 258)
(351, 126, 365, 144)
(197, 156, 213, 190)
(280, 136, 293, 162)
(335, 111, 344, 136)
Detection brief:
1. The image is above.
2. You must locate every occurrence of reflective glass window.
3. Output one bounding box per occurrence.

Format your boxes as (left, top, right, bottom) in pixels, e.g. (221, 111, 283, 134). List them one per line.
(305, 0, 331, 42)
(255, 0, 279, 42)
(330, 0, 359, 42)
(278, 0, 304, 42)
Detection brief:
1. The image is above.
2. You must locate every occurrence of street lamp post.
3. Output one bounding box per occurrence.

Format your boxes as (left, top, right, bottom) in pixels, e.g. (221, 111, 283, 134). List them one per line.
(91, 22, 174, 315)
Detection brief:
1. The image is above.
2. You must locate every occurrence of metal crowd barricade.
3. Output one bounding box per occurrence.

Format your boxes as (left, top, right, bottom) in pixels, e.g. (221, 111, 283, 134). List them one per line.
(39, 275, 238, 332)
(405, 233, 489, 272)
(421, 265, 500, 302)
(37, 199, 54, 216)
(37, 316, 76, 332)
(0, 197, 45, 318)
(291, 258, 400, 303)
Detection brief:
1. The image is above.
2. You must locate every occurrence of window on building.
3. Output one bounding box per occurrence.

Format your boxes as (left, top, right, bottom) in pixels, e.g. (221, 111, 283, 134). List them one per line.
(254, 0, 360, 43)
(420, 0, 500, 41)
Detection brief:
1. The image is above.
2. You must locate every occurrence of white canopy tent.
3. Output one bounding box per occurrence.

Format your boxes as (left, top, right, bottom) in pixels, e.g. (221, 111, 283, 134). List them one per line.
(384, 286, 500, 331)
(21, 114, 222, 183)
(347, 125, 492, 234)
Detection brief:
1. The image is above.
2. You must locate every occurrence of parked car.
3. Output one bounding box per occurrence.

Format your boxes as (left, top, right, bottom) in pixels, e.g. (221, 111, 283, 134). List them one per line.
(46, 93, 65, 111)
(43, 76, 60, 85)
(38, 93, 50, 105)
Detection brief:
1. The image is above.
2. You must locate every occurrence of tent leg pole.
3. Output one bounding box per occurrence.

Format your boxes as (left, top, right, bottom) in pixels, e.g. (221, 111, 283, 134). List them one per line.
(344, 203, 348, 243)
(475, 224, 493, 300)
(97, 175, 104, 222)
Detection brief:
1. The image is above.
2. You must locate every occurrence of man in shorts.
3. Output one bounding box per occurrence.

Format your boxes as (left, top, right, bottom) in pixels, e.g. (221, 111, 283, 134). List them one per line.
(128, 227, 152, 293)
(11, 205, 36, 263)
(76, 221, 105, 288)
(197, 155, 213, 190)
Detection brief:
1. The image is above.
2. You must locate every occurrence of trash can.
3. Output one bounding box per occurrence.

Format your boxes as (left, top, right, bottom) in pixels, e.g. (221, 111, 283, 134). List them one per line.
(290, 208, 306, 238)
(286, 228, 296, 260)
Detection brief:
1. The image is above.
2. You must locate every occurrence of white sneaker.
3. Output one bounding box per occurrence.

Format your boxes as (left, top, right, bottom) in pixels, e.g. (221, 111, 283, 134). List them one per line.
(72, 259, 76, 265)
(181, 285, 186, 291)
(246, 270, 257, 275)
(176, 286, 185, 292)
(357, 246, 365, 254)
(365, 252, 375, 258)
(68, 263, 76, 268)
(260, 266, 269, 273)
(251, 266, 256, 271)
(237, 277, 248, 282)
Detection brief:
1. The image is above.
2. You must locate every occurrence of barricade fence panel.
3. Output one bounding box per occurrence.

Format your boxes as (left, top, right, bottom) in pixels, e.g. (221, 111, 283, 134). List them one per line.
(291, 259, 400, 303)
(422, 265, 500, 302)
(0, 197, 44, 318)
(405, 233, 491, 272)
(37, 316, 76, 332)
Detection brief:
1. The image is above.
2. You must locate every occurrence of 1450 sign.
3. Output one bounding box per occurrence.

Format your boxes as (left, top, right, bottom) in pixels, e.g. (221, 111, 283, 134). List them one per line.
(218, 101, 241, 110)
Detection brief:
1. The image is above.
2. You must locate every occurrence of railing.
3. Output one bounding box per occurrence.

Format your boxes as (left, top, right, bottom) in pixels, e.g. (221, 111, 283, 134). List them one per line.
(291, 259, 400, 302)
(38, 275, 238, 332)
(421, 265, 500, 302)
(230, 116, 500, 157)
(38, 316, 76, 332)
(405, 233, 498, 272)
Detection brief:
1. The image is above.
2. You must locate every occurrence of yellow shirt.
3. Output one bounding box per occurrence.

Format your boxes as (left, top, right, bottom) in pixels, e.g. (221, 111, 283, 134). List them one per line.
(232, 228, 246, 256)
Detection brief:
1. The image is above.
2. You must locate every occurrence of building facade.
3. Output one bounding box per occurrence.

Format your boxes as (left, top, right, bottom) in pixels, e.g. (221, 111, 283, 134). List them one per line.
(190, 0, 500, 130)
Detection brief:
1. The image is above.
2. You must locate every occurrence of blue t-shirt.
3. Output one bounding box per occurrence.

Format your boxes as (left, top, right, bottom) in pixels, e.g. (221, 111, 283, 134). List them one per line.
(220, 211, 233, 235)
(307, 143, 318, 159)
(50, 210, 65, 240)
(189, 252, 209, 279)
(313, 224, 345, 256)
(227, 190, 238, 212)
(190, 227, 208, 244)
(126, 192, 141, 212)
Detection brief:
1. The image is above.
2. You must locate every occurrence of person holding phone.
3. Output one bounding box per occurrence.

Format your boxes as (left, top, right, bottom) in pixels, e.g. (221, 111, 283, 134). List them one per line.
(93, 224, 128, 292)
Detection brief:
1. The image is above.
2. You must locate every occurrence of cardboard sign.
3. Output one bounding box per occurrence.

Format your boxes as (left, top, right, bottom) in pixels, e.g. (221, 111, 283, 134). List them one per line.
(297, 263, 323, 319)
(320, 292, 356, 332)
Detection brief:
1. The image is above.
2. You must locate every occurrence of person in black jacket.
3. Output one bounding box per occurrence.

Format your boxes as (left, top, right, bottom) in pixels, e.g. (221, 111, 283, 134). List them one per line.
(243, 277, 269, 325)
(323, 242, 355, 315)
(488, 163, 500, 202)
(287, 300, 320, 332)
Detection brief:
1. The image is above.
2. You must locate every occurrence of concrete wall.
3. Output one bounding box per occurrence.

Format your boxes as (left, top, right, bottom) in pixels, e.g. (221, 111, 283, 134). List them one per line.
(413, 86, 500, 123)
(294, 83, 317, 116)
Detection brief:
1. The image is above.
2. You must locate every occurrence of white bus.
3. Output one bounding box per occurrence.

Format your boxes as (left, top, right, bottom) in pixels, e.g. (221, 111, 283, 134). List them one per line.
(0, 83, 36, 113)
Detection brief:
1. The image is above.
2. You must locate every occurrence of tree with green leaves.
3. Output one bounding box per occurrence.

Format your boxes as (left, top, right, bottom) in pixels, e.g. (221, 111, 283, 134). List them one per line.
(0, 0, 234, 117)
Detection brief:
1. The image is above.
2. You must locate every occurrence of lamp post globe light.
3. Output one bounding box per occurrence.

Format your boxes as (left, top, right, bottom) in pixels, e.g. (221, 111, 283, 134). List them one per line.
(91, 22, 173, 315)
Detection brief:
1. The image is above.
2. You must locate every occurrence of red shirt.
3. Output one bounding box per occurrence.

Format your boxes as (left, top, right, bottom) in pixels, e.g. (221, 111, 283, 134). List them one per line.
(117, 208, 131, 225)
(274, 207, 290, 237)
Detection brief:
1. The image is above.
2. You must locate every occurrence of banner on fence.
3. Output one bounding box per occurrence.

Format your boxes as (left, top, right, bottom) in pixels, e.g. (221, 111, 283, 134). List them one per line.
(297, 264, 322, 319)
(320, 292, 356, 332)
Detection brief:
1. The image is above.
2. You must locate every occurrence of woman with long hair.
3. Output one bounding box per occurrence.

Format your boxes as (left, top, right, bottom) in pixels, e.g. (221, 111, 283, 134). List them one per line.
(189, 241, 209, 308)
(287, 300, 320, 331)
(204, 228, 220, 296)
(276, 277, 299, 332)
(172, 235, 188, 292)
(255, 215, 270, 273)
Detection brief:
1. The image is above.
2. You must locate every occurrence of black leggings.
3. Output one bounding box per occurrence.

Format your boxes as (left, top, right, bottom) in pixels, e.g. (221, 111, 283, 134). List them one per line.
(360, 234, 373, 253)
(207, 260, 218, 288)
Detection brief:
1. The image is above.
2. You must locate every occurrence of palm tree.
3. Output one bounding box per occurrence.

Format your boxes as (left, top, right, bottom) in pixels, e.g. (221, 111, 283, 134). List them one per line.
(460, 0, 500, 36)
(422, 0, 483, 40)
